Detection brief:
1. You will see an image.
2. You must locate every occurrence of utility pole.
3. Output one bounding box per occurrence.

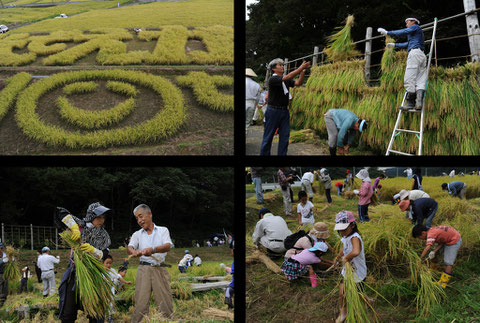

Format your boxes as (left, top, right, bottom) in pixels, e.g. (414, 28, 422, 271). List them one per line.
(464, 0, 480, 62)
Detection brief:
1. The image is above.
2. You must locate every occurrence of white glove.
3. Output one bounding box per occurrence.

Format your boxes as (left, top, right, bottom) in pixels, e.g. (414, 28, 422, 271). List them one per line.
(386, 43, 395, 49)
(377, 28, 388, 36)
(219, 263, 225, 268)
(353, 189, 359, 195)
(428, 251, 436, 260)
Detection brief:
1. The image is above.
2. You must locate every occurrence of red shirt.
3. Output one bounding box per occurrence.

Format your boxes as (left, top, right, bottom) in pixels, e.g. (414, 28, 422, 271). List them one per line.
(426, 226, 461, 246)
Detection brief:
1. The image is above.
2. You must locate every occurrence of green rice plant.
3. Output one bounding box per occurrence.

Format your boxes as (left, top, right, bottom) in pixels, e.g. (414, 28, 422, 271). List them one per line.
(343, 262, 378, 322)
(56, 96, 136, 129)
(0, 72, 31, 121)
(3, 246, 20, 282)
(106, 81, 138, 97)
(116, 268, 136, 302)
(324, 15, 361, 62)
(15, 69, 185, 148)
(59, 230, 115, 318)
(62, 81, 97, 95)
(176, 71, 233, 112)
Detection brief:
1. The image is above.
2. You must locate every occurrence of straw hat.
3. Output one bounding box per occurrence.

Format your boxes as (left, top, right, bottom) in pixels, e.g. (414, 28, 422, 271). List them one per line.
(310, 222, 330, 239)
(246, 68, 257, 77)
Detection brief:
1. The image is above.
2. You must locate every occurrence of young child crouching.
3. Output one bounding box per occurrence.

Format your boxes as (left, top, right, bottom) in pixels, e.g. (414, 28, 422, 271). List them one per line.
(334, 211, 367, 323)
(281, 241, 330, 287)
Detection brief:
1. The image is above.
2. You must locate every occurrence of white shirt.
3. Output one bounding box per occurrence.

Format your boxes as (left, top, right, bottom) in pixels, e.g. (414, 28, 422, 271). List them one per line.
(404, 168, 413, 177)
(246, 77, 261, 100)
(252, 215, 292, 253)
(301, 172, 314, 183)
(129, 224, 173, 265)
(194, 256, 202, 266)
(297, 201, 315, 224)
(408, 190, 430, 200)
(449, 170, 455, 178)
(178, 254, 191, 266)
(341, 232, 367, 282)
(37, 254, 59, 271)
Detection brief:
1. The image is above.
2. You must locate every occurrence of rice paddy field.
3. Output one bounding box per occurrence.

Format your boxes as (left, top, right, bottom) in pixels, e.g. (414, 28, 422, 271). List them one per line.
(289, 16, 480, 155)
(246, 174, 480, 322)
(0, 0, 233, 155)
(0, 246, 234, 322)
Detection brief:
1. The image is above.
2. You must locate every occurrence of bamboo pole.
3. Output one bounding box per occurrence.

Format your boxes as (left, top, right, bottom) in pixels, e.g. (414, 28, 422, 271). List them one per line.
(463, 0, 480, 62)
(364, 27, 373, 84)
(246, 250, 283, 274)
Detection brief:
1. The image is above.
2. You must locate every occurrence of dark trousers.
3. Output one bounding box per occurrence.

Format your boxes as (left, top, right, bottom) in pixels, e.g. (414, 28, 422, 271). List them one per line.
(260, 107, 290, 156)
(19, 278, 28, 292)
(358, 204, 370, 222)
(0, 275, 7, 307)
(35, 265, 42, 283)
(325, 189, 332, 203)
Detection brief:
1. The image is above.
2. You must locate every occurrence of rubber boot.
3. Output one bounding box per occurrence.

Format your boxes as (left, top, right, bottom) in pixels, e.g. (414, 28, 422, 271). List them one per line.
(399, 92, 416, 110)
(329, 147, 337, 157)
(415, 89, 425, 110)
(437, 272, 452, 289)
(310, 273, 318, 288)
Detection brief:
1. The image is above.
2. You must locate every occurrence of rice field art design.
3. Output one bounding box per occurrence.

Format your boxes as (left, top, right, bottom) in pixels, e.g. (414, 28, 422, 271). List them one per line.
(1, 69, 188, 149)
(0, 26, 233, 67)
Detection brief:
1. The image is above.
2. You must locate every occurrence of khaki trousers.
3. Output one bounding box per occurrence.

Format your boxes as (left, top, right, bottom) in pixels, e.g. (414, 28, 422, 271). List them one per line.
(131, 265, 173, 323)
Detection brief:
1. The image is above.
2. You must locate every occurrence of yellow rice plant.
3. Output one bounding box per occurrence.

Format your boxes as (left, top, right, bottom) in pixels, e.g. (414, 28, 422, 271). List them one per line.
(176, 71, 233, 112)
(189, 25, 234, 65)
(15, 69, 185, 148)
(27, 30, 92, 56)
(0, 36, 36, 66)
(146, 25, 190, 65)
(324, 15, 362, 62)
(56, 96, 136, 129)
(171, 279, 193, 300)
(106, 81, 138, 97)
(59, 230, 115, 318)
(3, 246, 20, 281)
(62, 81, 97, 95)
(0, 72, 31, 121)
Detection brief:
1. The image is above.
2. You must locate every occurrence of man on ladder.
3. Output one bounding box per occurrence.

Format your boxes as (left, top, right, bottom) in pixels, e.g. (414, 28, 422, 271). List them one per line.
(378, 17, 426, 110)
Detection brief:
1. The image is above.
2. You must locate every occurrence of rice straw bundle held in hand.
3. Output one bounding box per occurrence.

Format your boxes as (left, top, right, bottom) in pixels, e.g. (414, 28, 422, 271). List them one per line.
(3, 246, 20, 281)
(343, 262, 375, 322)
(60, 230, 114, 318)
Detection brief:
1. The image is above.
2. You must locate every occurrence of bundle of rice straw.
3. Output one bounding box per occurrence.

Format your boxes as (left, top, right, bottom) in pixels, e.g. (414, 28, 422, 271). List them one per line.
(60, 230, 114, 318)
(3, 246, 20, 281)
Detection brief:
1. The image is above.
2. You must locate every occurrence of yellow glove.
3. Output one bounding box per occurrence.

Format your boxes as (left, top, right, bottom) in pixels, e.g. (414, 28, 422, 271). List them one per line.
(70, 224, 81, 241)
(80, 243, 95, 254)
(80, 243, 103, 259)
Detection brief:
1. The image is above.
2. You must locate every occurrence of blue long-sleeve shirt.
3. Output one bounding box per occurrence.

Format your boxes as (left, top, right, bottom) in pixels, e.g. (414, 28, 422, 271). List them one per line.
(412, 198, 438, 225)
(229, 261, 234, 288)
(448, 181, 465, 197)
(328, 109, 359, 148)
(387, 24, 425, 52)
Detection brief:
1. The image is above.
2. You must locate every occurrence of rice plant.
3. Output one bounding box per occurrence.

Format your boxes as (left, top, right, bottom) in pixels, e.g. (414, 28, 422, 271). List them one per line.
(63, 81, 97, 95)
(343, 262, 378, 322)
(15, 69, 185, 148)
(3, 246, 20, 282)
(324, 15, 361, 62)
(59, 230, 115, 318)
(106, 81, 138, 97)
(176, 71, 233, 112)
(0, 72, 31, 121)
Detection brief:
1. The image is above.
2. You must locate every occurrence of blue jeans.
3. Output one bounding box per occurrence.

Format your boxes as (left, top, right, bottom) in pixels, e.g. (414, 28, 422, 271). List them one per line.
(253, 177, 263, 203)
(358, 204, 370, 222)
(337, 187, 342, 196)
(260, 106, 290, 156)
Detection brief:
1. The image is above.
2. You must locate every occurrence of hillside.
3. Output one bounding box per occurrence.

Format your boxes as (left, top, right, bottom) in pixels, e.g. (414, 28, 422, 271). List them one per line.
(246, 175, 480, 322)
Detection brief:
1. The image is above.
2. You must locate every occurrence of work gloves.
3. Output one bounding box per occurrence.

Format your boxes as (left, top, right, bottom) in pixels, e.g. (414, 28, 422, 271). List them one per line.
(386, 43, 395, 49)
(428, 251, 436, 260)
(61, 214, 81, 241)
(377, 28, 388, 36)
(80, 243, 103, 260)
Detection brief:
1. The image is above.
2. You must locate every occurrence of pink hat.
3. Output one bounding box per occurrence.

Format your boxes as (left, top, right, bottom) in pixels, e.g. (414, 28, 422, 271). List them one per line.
(399, 200, 411, 212)
(334, 211, 355, 231)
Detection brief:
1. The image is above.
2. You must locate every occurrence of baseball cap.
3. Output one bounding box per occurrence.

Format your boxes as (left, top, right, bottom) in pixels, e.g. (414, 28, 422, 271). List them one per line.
(185, 250, 190, 254)
(334, 211, 356, 231)
(42, 246, 50, 253)
(258, 208, 270, 216)
(308, 241, 328, 253)
(399, 200, 411, 212)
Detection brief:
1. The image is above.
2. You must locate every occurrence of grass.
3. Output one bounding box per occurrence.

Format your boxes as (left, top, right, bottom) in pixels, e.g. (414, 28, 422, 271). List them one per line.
(11, 0, 233, 34)
(246, 175, 480, 322)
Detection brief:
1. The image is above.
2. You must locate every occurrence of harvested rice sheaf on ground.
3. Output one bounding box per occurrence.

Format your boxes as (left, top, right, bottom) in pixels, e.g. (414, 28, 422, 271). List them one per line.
(3, 246, 21, 281)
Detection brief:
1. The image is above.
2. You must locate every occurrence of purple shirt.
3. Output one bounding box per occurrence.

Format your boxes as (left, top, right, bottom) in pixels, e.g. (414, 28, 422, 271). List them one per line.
(290, 249, 322, 265)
